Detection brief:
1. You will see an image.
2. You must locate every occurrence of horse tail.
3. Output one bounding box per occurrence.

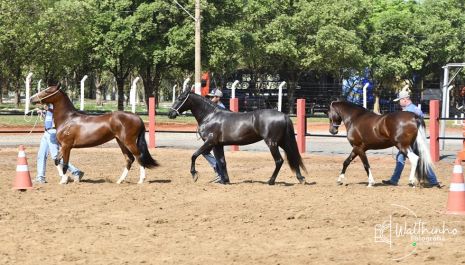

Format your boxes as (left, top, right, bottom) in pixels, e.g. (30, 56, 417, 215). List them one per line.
(282, 116, 307, 173)
(413, 117, 433, 184)
(137, 121, 159, 168)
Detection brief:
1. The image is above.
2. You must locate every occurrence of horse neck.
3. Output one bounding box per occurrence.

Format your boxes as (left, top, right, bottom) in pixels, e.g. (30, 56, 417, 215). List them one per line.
(52, 92, 77, 127)
(337, 103, 365, 128)
(188, 94, 216, 124)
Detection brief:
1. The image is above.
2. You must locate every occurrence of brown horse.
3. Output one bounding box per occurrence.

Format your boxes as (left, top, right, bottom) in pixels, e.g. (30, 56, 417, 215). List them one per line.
(30, 84, 158, 184)
(328, 101, 433, 187)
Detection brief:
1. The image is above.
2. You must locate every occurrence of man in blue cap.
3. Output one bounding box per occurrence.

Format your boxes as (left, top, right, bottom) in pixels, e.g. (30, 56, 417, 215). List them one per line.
(382, 89, 442, 188)
(203, 89, 227, 183)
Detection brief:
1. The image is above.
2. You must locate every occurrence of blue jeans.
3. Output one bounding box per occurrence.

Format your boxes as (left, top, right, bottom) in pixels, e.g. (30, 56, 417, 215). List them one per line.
(202, 153, 224, 178)
(390, 152, 438, 185)
(36, 129, 80, 180)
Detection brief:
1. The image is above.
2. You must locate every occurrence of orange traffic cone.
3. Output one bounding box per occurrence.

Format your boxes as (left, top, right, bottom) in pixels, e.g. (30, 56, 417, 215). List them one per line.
(446, 159, 465, 215)
(13, 145, 33, 191)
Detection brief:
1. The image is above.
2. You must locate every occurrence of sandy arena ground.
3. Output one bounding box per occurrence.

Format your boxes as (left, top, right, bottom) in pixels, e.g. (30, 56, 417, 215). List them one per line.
(1, 146, 465, 264)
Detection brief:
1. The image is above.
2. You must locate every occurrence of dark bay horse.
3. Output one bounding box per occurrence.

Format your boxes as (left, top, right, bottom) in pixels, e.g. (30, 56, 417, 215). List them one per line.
(30, 84, 158, 184)
(167, 89, 306, 185)
(328, 101, 433, 187)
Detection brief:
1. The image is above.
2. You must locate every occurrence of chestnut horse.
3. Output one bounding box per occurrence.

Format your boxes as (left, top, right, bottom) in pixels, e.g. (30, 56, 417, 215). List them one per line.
(328, 101, 433, 187)
(168, 89, 306, 185)
(30, 84, 158, 184)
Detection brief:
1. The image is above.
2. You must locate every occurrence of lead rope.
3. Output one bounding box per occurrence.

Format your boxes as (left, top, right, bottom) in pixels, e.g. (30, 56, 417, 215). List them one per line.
(23, 108, 43, 144)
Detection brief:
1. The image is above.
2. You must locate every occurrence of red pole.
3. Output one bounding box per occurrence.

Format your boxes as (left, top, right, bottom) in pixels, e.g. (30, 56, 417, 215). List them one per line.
(230, 98, 239, 151)
(296, 99, 306, 153)
(429, 100, 439, 162)
(149, 97, 156, 148)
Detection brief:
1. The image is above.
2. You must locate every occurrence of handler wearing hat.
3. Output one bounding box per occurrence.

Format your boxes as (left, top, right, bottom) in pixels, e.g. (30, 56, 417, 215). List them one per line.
(382, 89, 442, 188)
(208, 89, 226, 109)
(203, 89, 227, 183)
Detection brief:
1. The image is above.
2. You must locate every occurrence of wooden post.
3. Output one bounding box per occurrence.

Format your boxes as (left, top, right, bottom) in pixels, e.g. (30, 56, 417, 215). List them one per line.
(429, 100, 439, 162)
(296, 99, 306, 153)
(149, 97, 156, 148)
(230, 98, 239, 151)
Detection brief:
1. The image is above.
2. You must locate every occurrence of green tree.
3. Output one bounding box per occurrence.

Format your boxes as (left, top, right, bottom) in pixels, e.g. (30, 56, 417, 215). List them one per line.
(90, 0, 141, 110)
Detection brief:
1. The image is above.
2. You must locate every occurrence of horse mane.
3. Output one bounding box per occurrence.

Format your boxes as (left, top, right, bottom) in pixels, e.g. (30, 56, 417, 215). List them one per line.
(189, 92, 221, 111)
(336, 101, 375, 114)
(57, 89, 78, 111)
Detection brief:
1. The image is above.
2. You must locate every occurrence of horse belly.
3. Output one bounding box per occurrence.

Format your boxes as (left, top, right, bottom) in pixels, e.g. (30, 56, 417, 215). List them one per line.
(365, 142, 393, 150)
(221, 127, 261, 145)
(73, 131, 115, 148)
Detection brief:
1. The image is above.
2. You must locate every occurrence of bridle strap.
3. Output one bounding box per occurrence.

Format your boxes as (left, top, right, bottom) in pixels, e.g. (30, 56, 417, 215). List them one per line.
(170, 93, 190, 115)
(30, 86, 61, 104)
(329, 101, 342, 128)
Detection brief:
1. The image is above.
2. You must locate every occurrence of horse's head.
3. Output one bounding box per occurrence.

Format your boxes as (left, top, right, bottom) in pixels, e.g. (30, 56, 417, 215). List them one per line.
(30, 83, 62, 105)
(328, 101, 342, 135)
(168, 89, 191, 119)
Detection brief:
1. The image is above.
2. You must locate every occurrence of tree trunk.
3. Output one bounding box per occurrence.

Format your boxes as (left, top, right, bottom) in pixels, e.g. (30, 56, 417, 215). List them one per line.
(285, 71, 299, 114)
(373, 96, 380, 114)
(0, 76, 4, 104)
(95, 73, 103, 106)
(116, 77, 125, 111)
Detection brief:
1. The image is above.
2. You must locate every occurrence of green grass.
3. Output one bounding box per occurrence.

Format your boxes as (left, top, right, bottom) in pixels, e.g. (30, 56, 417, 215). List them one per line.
(0, 113, 199, 127)
(0, 112, 461, 129)
(0, 99, 171, 113)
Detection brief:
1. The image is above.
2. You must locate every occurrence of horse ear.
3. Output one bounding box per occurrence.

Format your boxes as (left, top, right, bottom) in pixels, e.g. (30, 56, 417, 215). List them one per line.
(56, 83, 61, 90)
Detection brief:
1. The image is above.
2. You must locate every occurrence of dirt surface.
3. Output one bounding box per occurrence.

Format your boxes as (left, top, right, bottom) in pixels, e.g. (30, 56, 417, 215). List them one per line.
(1, 146, 464, 265)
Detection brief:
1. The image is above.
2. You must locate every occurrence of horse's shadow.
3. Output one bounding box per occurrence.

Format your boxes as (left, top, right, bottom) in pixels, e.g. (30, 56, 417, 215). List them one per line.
(233, 180, 317, 187)
(148, 179, 172, 184)
(80, 179, 107, 184)
(354, 181, 384, 187)
(80, 179, 171, 184)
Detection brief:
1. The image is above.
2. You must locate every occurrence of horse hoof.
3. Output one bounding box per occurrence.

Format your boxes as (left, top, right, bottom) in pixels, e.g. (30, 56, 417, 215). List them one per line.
(268, 181, 275, 185)
(59, 175, 68, 185)
(337, 181, 343, 186)
(298, 178, 306, 184)
(192, 173, 198, 182)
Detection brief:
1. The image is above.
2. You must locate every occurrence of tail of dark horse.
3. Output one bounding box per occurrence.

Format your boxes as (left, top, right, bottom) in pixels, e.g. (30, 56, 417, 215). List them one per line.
(137, 122, 159, 168)
(412, 117, 434, 184)
(282, 116, 307, 173)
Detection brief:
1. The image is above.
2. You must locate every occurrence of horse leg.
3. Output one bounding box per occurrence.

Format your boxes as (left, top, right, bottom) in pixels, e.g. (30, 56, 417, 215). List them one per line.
(58, 145, 71, 184)
(124, 141, 150, 184)
(191, 140, 215, 182)
(212, 146, 229, 184)
(356, 150, 375, 187)
(115, 139, 135, 184)
(406, 150, 419, 186)
(337, 151, 358, 185)
(267, 144, 284, 185)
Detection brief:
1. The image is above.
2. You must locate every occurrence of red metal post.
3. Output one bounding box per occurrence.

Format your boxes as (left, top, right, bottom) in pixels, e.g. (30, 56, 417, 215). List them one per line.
(296, 99, 306, 153)
(429, 100, 439, 162)
(230, 98, 239, 151)
(149, 97, 156, 148)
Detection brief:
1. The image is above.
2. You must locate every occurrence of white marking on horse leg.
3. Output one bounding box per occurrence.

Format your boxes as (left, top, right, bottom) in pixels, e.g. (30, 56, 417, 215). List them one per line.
(56, 164, 64, 176)
(117, 168, 129, 184)
(367, 169, 375, 187)
(407, 151, 419, 185)
(56, 164, 68, 184)
(138, 166, 146, 184)
(337, 174, 345, 184)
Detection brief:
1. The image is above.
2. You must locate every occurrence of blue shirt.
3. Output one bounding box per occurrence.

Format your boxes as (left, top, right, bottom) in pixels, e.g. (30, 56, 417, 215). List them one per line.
(403, 103, 423, 118)
(217, 102, 226, 110)
(44, 104, 54, 130)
